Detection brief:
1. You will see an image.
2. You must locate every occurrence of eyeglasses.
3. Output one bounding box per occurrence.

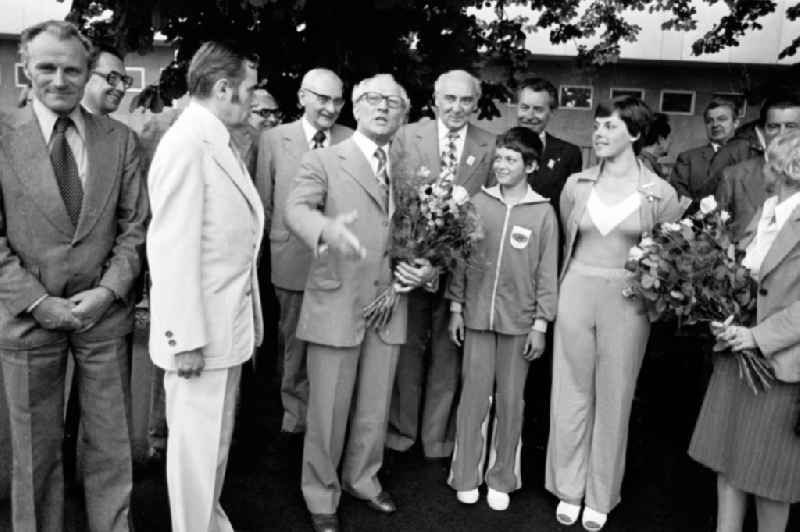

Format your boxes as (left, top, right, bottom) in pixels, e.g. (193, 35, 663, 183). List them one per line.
(302, 87, 345, 109)
(91, 70, 134, 90)
(358, 92, 405, 109)
(252, 108, 282, 119)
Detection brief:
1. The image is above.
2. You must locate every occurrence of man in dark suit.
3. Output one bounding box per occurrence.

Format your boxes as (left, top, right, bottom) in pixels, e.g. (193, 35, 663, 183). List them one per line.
(0, 21, 148, 532)
(516, 77, 582, 216)
(387, 70, 495, 459)
(670, 97, 740, 201)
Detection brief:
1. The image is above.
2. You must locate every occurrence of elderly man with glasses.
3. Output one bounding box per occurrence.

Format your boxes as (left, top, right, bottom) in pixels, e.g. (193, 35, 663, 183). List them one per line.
(81, 44, 133, 116)
(255, 69, 352, 451)
(286, 73, 435, 532)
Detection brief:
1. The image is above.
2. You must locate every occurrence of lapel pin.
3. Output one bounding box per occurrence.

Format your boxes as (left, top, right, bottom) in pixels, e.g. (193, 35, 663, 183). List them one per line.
(547, 158, 556, 169)
(466, 155, 475, 166)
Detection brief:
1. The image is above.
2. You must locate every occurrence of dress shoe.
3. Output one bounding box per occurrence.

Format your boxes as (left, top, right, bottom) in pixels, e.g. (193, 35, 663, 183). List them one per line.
(310, 512, 339, 532)
(365, 491, 397, 514)
(486, 488, 509, 511)
(556, 500, 581, 526)
(581, 506, 607, 531)
(456, 488, 479, 504)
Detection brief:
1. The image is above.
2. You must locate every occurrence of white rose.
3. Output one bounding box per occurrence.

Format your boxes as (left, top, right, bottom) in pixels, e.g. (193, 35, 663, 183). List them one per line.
(418, 166, 431, 178)
(720, 210, 731, 223)
(640, 236, 655, 248)
(452, 185, 469, 205)
(628, 246, 645, 261)
(663, 222, 681, 232)
(680, 218, 693, 228)
(699, 195, 718, 215)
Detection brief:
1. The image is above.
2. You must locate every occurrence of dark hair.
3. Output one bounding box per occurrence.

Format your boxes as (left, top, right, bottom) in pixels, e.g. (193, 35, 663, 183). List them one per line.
(19, 20, 91, 63)
(595, 96, 653, 155)
(518, 77, 558, 110)
(643, 113, 670, 147)
(496, 126, 543, 166)
(759, 90, 800, 126)
(704, 97, 738, 121)
(88, 43, 124, 71)
(187, 41, 259, 98)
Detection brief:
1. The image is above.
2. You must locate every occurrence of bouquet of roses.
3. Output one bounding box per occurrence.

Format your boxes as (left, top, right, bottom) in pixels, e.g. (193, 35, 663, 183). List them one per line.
(362, 166, 483, 327)
(623, 195, 774, 393)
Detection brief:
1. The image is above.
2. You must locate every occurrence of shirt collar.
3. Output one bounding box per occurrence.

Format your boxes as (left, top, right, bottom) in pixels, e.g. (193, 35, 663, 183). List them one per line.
(437, 119, 467, 142)
(351, 130, 387, 163)
(483, 184, 548, 206)
(31, 96, 86, 143)
(539, 131, 547, 150)
(302, 115, 329, 145)
(187, 100, 230, 147)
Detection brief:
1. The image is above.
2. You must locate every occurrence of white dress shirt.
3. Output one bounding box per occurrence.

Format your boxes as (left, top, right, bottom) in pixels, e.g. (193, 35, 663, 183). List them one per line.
(743, 191, 800, 279)
(437, 119, 467, 165)
(351, 130, 391, 182)
(32, 97, 88, 185)
(302, 115, 330, 149)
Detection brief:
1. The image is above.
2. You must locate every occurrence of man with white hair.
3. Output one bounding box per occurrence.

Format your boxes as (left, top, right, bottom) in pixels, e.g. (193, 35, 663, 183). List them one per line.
(286, 73, 435, 532)
(388, 69, 495, 460)
(255, 68, 352, 444)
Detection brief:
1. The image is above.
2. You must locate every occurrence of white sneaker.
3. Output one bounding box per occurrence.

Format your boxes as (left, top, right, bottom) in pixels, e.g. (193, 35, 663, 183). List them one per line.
(456, 488, 479, 504)
(581, 506, 607, 531)
(556, 500, 581, 525)
(486, 488, 509, 511)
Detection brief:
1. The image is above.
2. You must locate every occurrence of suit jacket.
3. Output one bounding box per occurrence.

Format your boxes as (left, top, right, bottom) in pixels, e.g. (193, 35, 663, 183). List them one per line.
(738, 204, 800, 382)
(390, 119, 495, 197)
(529, 132, 583, 211)
(715, 157, 767, 242)
(285, 137, 407, 348)
(708, 135, 763, 194)
(0, 107, 148, 349)
(669, 144, 718, 200)
(255, 119, 352, 291)
(147, 102, 265, 371)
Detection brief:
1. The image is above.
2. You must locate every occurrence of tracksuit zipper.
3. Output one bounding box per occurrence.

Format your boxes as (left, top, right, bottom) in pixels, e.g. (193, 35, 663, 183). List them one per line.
(489, 204, 512, 329)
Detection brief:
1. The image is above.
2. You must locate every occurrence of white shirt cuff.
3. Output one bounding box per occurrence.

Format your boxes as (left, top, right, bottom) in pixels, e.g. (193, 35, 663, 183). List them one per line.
(532, 319, 548, 333)
(450, 301, 463, 313)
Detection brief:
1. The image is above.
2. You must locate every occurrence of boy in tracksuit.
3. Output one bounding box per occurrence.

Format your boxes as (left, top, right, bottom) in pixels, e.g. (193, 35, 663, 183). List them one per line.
(446, 127, 559, 511)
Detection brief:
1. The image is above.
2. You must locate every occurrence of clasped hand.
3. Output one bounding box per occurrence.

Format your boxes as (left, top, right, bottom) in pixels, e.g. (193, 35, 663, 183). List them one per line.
(32, 287, 115, 332)
(393, 258, 435, 293)
(711, 322, 757, 352)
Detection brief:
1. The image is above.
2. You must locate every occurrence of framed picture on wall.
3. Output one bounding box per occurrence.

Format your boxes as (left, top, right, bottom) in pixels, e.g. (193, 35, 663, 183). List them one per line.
(559, 85, 593, 110)
(610, 87, 645, 100)
(711, 92, 747, 118)
(660, 90, 695, 115)
(125, 67, 146, 93)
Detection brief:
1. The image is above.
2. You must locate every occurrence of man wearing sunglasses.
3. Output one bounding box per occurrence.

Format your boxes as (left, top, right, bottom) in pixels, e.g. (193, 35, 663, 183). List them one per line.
(82, 44, 132, 116)
(255, 69, 352, 452)
(249, 85, 282, 131)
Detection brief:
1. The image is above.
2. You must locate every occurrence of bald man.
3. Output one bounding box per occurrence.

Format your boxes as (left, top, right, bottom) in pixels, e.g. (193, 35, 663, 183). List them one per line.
(255, 69, 352, 442)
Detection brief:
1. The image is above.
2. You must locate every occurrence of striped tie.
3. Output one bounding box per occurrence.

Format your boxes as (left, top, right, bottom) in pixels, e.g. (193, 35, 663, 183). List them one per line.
(374, 147, 389, 211)
(50, 116, 83, 227)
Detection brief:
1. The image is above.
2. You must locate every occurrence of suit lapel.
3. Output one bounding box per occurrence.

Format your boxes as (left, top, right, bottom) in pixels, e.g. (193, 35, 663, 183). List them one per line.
(282, 120, 308, 161)
(456, 124, 489, 189)
(415, 120, 441, 177)
(743, 162, 767, 213)
(1, 114, 73, 236)
(339, 139, 387, 213)
(330, 124, 352, 144)
(74, 111, 117, 241)
(759, 207, 800, 280)
(210, 140, 263, 219)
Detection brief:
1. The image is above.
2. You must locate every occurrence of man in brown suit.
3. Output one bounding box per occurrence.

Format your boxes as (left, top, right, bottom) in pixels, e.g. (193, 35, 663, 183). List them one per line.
(0, 21, 148, 532)
(255, 68, 352, 438)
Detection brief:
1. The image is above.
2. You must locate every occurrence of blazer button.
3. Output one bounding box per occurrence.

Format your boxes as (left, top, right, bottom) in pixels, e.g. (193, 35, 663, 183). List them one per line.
(168, 339, 176, 347)
(374, 280, 380, 286)
(165, 330, 173, 338)
(759, 287, 768, 296)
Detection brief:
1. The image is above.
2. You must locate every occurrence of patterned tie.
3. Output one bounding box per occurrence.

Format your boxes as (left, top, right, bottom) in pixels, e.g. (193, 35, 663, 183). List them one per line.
(440, 130, 460, 180)
(374, 146, 390, 211)
(50, 116, 83, 227)
(312, 129, 326, 149)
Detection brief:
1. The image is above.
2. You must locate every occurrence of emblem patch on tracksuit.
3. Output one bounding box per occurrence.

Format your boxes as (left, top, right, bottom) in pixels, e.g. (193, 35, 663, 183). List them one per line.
(509, 225, 532, 249)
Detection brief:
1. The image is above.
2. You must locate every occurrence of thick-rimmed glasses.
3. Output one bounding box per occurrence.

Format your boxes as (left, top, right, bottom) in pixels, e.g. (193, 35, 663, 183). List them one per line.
(301, 87, 345, 108)
(358, 92, 405, 109)
(91, 70, 134, 90)
(252, 108, 282, 119)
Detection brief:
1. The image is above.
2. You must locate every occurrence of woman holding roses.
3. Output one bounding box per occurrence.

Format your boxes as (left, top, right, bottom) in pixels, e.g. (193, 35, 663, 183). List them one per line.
(545, 96, 684, 531)
(689, 130, 800, 532)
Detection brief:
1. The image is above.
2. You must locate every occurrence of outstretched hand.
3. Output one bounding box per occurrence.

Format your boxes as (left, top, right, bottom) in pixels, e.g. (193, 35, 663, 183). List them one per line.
(321, 210, 366, 260)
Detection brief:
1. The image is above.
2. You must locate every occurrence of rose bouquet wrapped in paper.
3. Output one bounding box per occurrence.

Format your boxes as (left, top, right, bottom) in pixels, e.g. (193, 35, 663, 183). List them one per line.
(362, 166, 483, 327)
(624, 195, 774, 393)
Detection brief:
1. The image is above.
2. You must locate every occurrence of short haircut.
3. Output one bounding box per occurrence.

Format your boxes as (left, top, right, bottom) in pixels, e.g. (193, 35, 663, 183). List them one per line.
(351, 73, 409, 109)
(704, 96, 738, 121)
(496, 126, 543, 166)
(434, 70, 482, 100)
(595, 96, 653, 155)
(88, 43, 124, 71)
(186, 41, 259, 98)
(19, 20, 91, 64)
(760, 90, 800, 126)
(766, 129, 800, 183)
(518, 77, 558, 110)
(643, 113, 671, 147)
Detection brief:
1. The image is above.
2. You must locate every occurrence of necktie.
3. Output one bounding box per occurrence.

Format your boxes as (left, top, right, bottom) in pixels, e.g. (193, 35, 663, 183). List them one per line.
(441, 131, 459, 180)
(50, 116, 83, 227)
(312, 129, 326, 149)
(374, 147, 390, 211)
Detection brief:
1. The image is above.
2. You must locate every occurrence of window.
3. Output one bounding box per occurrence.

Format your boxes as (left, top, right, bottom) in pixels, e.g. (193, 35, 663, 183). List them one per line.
(711, 92, 747, 118)
(660, 90, 695, 115)
(610, 87, 645, 101)
(559, 85, 593, 110)
(15, 63, 31, 88)
(125, 67, 146, 92)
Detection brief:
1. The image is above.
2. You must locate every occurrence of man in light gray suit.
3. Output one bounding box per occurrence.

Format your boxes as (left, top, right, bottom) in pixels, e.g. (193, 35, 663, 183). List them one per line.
(256, 68, 352, 439)
(0, 20, 148, 532)
(286, 74, 435, 532)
